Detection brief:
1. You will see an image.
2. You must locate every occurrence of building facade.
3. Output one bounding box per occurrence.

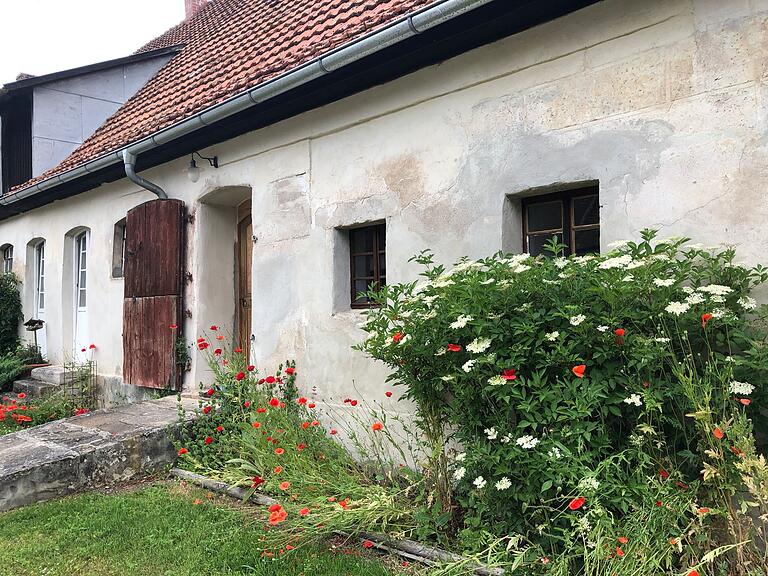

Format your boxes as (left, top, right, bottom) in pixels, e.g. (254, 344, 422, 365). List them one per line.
(0, 0, 766, 407)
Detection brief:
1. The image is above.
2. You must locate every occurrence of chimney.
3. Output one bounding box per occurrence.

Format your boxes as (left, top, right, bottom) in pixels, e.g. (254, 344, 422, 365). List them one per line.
(185, 0, 209, 19)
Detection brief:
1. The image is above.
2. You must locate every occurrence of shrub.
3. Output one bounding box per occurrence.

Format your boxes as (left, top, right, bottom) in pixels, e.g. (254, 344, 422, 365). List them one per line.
(0, 273, 22, 355)
(0, 353, 23, 391)
(358, 230, 768, 573)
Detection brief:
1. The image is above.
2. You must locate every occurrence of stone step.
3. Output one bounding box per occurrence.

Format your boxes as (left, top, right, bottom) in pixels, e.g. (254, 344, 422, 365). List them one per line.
(30, 365, 66, 385)
(0, 395, 199, 513)
(12, 379, 60, 399)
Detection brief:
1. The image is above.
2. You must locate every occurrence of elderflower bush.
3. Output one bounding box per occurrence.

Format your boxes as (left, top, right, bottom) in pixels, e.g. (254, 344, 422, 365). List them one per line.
(358, 230, 768, 555)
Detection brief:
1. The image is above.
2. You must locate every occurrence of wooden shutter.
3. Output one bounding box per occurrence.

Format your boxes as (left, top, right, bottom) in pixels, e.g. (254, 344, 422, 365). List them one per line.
(123, 199, 185, 389)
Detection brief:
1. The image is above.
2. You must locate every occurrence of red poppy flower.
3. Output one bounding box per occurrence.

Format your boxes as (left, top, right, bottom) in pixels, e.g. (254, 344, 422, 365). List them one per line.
(614, 328, 625, 337)
(618, 536, 628, 544)
(659, 469, 670, 480)
(244, 401, 251, 408)
(372, 422, 383, 431)
(713, 427, 724, 440)
(216, 426, 224, 433)
(198, 342, 209, 350)
(297, 443, 306, 451)
(178, 448, 188, 456)
(214, 348, 222, 356)
(234, 347, 242, 353)
(447, 344, 462, 352)
(247, 365, 255, 372)
(616, 547, 624, 557)
(392, 332, 404, 343)
(655, 500, 663, 507)
(169, 324, 178, 330)
(739, 398, 751, 406)
(501, 369, 517, 381)
(88, 344, 96, 350)
(285, 545, 294, 551)
(308, 403, 316, 409)
(349, 400, 358, 407)
(274, 466, 283, 474)
(74, 408, 89, 416)
(697, 507, 709, 514)
(235, 372, 246, 381)
(311, 420, 320, 426)
(568, 496, 586, 510)
(330, 429, 338, 435)
(701, 313, 713, 329)
(362, 540, 374, 549)
(210, 325, 218, 331)
(269, 398, 280, 407)
(252, 421, 261, 429)
(206, 388, 215, 397)
(285, 367, 295, 375)
(572, 365, 586, 378)
(202, 405, 212, 415)
(17, 393, 26, 400)
(216, 335, 225, 341)
(279, 481, 291, 491)
(338, 498, 349, 509)
(275, 448, 285, 455)
(298, 397, 307, 405)
(252, 476, 264, 487)
(204, 436, 213, 445)
(81, 348, 86, 352)
(257, 407, 266, 413)
(301, 422, 310, 429)
(299, 507, 310, 516)
(265, 376, 276, 384)
(385, 391, 393, 397)
(688, 571, 700, 576)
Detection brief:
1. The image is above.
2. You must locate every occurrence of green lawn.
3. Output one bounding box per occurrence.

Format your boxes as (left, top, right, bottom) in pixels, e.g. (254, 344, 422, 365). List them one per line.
(0, 482, 401, 576)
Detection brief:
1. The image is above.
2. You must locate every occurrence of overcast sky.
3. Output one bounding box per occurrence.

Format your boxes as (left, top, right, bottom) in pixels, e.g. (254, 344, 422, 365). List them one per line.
(0, 1, 186, 85)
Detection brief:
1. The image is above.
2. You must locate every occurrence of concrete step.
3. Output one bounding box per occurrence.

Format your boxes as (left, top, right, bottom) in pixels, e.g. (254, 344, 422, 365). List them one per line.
(0, 395, 199, 512)
(30, 365, 66, 385)
(12, 379, 60, 399)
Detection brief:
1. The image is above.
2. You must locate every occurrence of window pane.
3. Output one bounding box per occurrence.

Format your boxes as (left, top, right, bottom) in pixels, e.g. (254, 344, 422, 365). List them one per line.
(80, 249, 87, 269)
(79, 270, 87, 289)
(79, 289, 87, 308)
(573, 195, 600, 226)
(354, 279, 371, 301)
(377, 224, 386, 249)
(574, 228, 600, 255)
(353, 255, 374, 278)
(378, 253, 386, 277)
(528, 233, 563, 257)
(350, 228, 374, 253)
(526, 201, 562, 232)
(38, 292, 44, 310)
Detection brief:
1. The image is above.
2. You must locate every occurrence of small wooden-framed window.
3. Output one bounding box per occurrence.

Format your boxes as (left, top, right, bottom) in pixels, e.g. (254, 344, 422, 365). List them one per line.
(1, 244, 13, 274)
(349, 223, 386, 308)
(112, 219, 127, 278)
(522, 186, 600, 256)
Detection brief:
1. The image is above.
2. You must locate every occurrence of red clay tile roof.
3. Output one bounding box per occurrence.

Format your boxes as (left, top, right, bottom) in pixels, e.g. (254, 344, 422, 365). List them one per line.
(13, 0, 437, 193)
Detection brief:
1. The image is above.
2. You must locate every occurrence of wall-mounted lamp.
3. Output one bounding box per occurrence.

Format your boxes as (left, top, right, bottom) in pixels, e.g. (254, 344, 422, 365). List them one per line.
(187, 151, 219, 183)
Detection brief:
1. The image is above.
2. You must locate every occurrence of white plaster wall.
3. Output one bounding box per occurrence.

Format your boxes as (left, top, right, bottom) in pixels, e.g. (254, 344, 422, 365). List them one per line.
(1, 0, 767, 407)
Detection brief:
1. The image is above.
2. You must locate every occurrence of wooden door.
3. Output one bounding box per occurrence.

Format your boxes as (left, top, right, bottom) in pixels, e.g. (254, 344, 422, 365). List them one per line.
(237, 203, 252, 356)
(123, 199, 184, 389)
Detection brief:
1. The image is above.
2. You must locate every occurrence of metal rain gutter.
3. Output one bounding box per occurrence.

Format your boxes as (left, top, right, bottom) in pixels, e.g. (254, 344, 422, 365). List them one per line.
(123, 150, 167, 199)
(0, 0, 494, 208)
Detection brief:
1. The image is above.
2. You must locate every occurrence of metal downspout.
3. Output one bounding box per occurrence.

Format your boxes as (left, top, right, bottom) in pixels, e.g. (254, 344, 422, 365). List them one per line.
(122, 150, 167, 199)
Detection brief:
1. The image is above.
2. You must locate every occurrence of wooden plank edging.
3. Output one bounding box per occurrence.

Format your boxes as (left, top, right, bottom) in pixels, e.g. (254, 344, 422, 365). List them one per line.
(168, 468, 505, 575)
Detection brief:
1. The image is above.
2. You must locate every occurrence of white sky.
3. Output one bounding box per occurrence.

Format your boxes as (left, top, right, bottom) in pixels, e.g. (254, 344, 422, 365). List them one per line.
(0, 1, 186, 86)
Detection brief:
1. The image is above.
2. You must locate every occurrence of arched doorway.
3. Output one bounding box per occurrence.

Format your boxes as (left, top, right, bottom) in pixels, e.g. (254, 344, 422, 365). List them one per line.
(72, 230, 90, 362)
(237, 201, 253, 357)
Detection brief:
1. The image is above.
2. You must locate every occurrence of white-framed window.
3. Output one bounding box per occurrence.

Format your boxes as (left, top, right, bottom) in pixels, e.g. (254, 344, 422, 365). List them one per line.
(1, 245, 12, 273)
(75, 232, 87, 309)
(35, 241, 45, 313)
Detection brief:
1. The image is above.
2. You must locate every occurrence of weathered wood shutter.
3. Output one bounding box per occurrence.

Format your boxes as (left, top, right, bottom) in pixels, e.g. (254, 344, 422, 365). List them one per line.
(123, 199, 185, 389)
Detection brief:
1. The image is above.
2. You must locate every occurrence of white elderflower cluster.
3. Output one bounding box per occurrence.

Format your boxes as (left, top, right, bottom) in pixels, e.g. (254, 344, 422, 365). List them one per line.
(467, 337, 492, 354)
(665, 301, 690, 316)
(598, 254, 633, 269)
(698, 284, 733, 296)
(516, 435, 540, 449)
(729, 380, 754, 396)
(545, 331, 560, 341)
(462, 360, 476, 373)
(738, 295, 757, 310)
(485, 427, 498, 440)
(453, 467, 466, 481)
(623, 393, 643, 407)
(495, 477, 512, 491)
(487, 375, 506, 386)
(473, 476, 487, 489)
(597, 325, 609, 332)
(578, 476, 600, 491)
(455, 452, 467, 462)
(450, 314, 473, 329)
(653, 278, 675, 287)
(570, 314, 587, 326)
(548, 447, 563, 459)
